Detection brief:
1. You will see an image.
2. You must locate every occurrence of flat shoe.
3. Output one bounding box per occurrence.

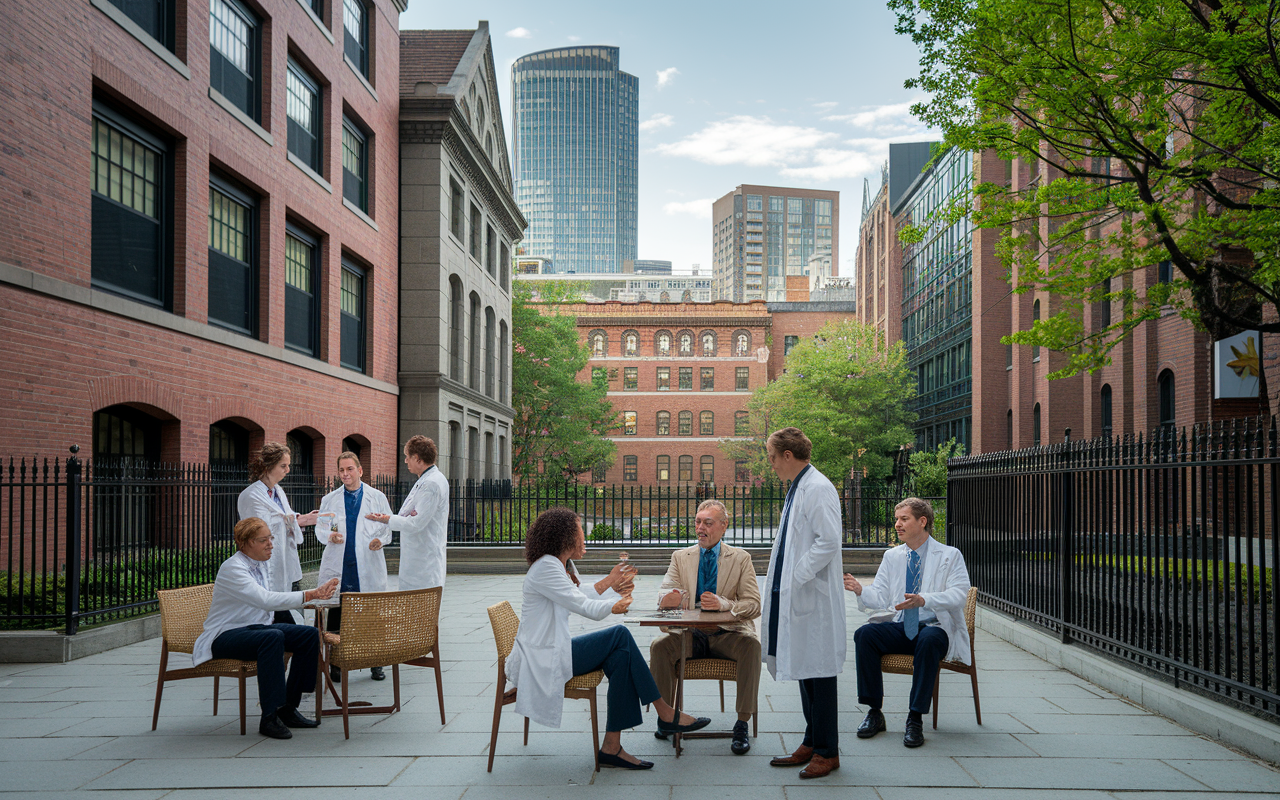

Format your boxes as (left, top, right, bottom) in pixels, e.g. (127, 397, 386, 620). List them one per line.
(904, 717, 924, 748)
(370, 666, 386, 681)
(597, 749, 654, 770)
(654, 729, 670, 740)
(277, 707, 320, 729)
(656, 714, 711, 734)
(857, 708, 886, 739)
(770, 744, 813, 766)
(799, 754, 840, 779)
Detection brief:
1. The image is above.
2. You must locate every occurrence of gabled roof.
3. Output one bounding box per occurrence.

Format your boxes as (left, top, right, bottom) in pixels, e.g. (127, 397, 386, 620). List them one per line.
(399, 30, 476, 96)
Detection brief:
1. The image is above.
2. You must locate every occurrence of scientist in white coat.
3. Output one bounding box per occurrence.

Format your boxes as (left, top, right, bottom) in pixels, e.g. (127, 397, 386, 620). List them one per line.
(761, 427, 846, 780)
(238, 442, 318, 623)
(364, 435, 447, 591)
(845, 496, 971, 749)
(504, 507, 710, 770)
(316, 450, 393, 681)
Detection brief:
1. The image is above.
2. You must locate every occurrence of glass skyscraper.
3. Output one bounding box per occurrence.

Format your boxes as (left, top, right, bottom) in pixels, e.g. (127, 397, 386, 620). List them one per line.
(511, 46, 638, 274)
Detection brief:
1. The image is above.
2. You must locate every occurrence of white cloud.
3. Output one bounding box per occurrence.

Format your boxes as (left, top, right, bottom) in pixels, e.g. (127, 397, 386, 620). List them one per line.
(813, 101, 839, 111)
(653, 115, 838, 167)
(567, 35, 581, 42)
(656, 67, 680, 89)
(663, 199, 713, 219)
(824, 99, 929, 137)
(505, 27, 533, 39)
(639, 113, 675, 132)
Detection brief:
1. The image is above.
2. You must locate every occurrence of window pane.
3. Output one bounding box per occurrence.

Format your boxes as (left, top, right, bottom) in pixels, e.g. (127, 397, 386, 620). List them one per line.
(700, 411, 713, 435)
(700, 456, 714, 482)
(341, 266, 365, 371)
(210, 0, 250, 72)
(657, 455, 669, 482)
(287, 64, 320, 170)
(623, 411, 637, 435)
(284, 234, 315, 355)
(343, 0, 367, 73)
(207, 184, 254, 334)
(736, 367, 749, 391)
(93, 119, 159, 218)
(678, 411, 691, 436)
(623, 456, 637, 481)
(623, 367, 637, 391)
(701, 367, 714, 391)
(657, 367, 669, 391)
(342, 121, 367, 211)
(679, 367, 692, 390)
(656, 411, 669, 435)
(735, 411, 749, 436)
(208, 188, 248, 261)
(678, 455, 692, 482)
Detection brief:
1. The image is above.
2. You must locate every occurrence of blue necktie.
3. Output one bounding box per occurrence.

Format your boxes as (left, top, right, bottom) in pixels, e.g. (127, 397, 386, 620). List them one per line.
(698, 547, 717, 598)
(904, 548, 922, 639)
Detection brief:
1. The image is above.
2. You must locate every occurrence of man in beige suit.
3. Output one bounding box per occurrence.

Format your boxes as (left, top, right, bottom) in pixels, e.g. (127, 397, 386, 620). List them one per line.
(649, 499, 761, 754)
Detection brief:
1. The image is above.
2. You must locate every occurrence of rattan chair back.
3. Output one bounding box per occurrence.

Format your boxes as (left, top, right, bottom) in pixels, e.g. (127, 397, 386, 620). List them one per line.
(331, 587, 441, 672)
(157, 584, 216, 654)
(487, 601, 519, 661)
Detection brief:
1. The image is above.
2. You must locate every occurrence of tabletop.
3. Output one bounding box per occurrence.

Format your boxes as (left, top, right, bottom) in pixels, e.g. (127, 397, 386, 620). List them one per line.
(634, 609, 737, 628)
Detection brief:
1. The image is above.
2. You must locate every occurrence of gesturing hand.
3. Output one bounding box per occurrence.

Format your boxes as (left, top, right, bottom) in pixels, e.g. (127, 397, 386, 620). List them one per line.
(700, 592, 721, 611)
(368, 539, 383, 551)
(894, 592, 925, 611)
(843, 574, 863, 595)
(304, 578, 340, 602)
(659, 590, 684, 609)
(611, 595, 633, 615)
(329, 534, 345, 545)
(296, 511, 320, 527)
(365, 513, 391, 524)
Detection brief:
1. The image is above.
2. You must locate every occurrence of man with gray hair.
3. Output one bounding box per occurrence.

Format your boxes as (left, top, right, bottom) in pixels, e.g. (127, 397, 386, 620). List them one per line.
(650, 499, 762, 754)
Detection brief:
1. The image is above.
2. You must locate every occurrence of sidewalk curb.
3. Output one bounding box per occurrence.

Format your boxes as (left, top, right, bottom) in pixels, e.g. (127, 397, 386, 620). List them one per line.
(0, 614, 160, 663)
(978, 605, 1280, 766)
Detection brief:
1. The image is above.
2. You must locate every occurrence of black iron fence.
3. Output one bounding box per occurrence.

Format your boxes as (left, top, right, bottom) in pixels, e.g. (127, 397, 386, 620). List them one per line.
(948, 417, 1279, 721)
(2, 450, 927, 633)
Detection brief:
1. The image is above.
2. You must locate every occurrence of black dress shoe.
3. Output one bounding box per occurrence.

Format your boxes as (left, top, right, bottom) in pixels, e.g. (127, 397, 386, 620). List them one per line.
(904, 717, 924, 748)
(597, 749, 654, 770)
(656, 714, 711, 734)
(278, 706, 320, 729)
(258, 713, 292, 739)
(730, 720, 751, 755)
(654, 729, 669, 740)
(330, 664, 341, 684)
(370, 666, 386, 681)
(857, 708, 886, 739)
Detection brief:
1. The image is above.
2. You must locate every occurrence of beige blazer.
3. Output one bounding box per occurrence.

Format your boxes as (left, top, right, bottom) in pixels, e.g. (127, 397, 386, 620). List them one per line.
(656, 542, 760, 638)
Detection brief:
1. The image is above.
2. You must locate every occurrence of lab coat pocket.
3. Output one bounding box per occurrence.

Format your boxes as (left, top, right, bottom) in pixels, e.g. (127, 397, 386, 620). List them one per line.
(791, 582, 819, 616)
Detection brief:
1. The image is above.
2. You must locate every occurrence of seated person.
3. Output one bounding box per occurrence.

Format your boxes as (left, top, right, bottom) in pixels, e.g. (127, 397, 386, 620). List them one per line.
(505, 507, 710, 770)
(844, 498, 971, 748)
(650, 499, 761, 754)
(193, 517, 339, 739)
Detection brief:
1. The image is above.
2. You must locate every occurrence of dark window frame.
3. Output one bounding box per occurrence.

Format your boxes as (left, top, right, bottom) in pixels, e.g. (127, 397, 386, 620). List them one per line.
(678, 411, 692, 436)
(108, 0, 176, 51)
(656, 411, 670, 436)
(449, 178, 465, 242)
(735, 366, 749, 391)
(286, 59, 323, 173)
(700, 367, 714, 391)
(207, 171, 258, 337)
(340, 258, 367, 372)
(1100, 384, 1113, 439)
(342, 116, 370, 213)
(343, 0, 369, 77)
(284, 223, 320, 356)
(700, 410, 714, 436)
(622, 455, 637, 482)
(209, 0, 262, 122)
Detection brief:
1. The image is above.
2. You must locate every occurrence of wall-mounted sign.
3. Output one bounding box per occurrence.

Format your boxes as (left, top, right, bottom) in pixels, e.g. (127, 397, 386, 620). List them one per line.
(1214, 331, 1260, 399)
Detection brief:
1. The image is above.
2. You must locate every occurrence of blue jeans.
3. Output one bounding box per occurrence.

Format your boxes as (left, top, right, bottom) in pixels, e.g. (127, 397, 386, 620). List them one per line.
(571, 625, 661, 732)
(854, 621, 950, 714)
(211, 623, 319, 716)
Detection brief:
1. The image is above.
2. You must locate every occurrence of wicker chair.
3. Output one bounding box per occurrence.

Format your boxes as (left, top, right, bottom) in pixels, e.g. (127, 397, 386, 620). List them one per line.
(152, 584, 260, 735)
(485, 601, 605, 773)
(880, 586, 981, 729)
(321, 587, 446, 739)
(679, 658, 758, 738)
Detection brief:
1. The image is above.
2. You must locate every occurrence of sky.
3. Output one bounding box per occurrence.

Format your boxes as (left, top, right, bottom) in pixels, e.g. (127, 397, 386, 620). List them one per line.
(398, 0, 938, 277)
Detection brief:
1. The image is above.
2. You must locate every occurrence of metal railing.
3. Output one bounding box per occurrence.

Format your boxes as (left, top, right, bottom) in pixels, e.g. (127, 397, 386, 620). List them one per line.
(948, 417, 1279, 721)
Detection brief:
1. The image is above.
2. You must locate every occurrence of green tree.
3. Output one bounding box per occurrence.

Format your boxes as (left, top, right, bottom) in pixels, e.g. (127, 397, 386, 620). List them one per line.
(722, 319, 917, 483)
(510, 282, 616, 483)
(892, 0, 1279, 407)
(907, 438, 965, 498)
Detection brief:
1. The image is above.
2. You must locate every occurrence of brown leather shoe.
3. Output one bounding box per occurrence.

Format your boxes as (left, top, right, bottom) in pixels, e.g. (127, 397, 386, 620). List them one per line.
(769, 745, 814, 766)
(799, 754, 840, 779)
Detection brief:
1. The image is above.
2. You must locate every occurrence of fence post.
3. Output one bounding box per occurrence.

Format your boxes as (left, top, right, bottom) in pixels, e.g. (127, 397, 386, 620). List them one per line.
(65, 445, 82, 636)
(1058, 431, 1073, 645)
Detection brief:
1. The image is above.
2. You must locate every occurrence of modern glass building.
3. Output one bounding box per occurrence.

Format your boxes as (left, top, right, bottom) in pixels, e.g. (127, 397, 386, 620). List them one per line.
(711, 185, 838, 302)
(894, 146, 973, 452)
(511, 47, 638, 274)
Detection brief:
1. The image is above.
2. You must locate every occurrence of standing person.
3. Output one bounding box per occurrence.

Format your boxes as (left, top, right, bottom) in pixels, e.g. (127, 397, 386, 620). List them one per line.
(649, 499, 761, 754)
(316, 450, 394, 682)
(761, 427, 846, 779)
(238, 442, 319, 623)
(506, 507, 708, 770)
(845, 497, 971, 749)
(364, 435, 448, 591)
(194, 516, 339, 739)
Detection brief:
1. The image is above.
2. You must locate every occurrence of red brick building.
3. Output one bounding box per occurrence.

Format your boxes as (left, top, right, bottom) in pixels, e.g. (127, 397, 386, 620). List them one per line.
(0, 0, 406, 476)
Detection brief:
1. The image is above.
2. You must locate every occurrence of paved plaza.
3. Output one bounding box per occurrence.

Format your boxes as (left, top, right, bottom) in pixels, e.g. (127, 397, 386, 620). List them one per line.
(1, 572, 1278, 799)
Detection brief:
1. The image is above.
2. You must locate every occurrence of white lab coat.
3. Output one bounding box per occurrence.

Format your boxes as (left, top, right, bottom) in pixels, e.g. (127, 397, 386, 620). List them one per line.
(761, 465, 847, 681)
(237, 480, 305, 592)
(315, 482, 393, 593)
(855, 539, 973, 665)
(387, 465, 449, 591)
(192, 551, 304, 667)
(505, 556, 618, 729)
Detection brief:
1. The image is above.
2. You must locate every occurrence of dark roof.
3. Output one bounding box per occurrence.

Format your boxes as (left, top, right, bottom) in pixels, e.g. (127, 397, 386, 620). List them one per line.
(400, 30, 476, 96)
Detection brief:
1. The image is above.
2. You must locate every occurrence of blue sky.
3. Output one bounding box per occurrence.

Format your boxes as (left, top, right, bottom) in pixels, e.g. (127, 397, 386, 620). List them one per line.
(399, 1, 936, 276)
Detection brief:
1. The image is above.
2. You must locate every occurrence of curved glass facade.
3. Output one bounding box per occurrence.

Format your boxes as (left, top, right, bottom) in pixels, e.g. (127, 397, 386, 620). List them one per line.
(511, 46, 638, 274)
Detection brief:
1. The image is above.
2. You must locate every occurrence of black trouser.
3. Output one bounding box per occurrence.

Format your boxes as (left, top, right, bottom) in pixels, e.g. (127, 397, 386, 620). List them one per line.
(854, 621, 950, 714)
(798, 676, 839, 758)
(211, 623, 318, 716)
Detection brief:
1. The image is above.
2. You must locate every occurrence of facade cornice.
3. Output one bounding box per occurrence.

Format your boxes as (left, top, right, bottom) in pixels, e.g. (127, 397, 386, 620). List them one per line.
(575, 315, 772, 329)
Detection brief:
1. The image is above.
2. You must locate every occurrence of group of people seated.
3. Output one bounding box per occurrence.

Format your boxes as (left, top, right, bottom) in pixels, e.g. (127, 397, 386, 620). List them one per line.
(191, 427, 971, 780)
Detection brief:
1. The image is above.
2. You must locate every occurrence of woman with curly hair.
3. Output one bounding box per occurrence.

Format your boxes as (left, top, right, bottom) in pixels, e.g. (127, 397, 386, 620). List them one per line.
(237, 442, 319, 623)
(504, 507, 710, 769)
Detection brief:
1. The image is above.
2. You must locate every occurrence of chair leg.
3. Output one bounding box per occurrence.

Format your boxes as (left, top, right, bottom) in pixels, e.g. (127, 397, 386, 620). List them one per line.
(719, 680, 725, 713)
(342, 670, 351, 740)
(523, 715, 530, 746)
(152, 645, 168, 732)
(589, 692, 600, 772)
(753, 711, 758, 738)
(212, 675, 219, 716)
(392, 664, 401, 714)
(932, 672, 941, 730)
(433, 643, 446, 725)
(239, 671, 247, 736)
(970, 669, 982, 725)
(487, 678, 505, 773)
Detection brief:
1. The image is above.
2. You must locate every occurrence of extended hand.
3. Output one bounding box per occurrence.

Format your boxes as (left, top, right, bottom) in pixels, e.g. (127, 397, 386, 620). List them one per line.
(611, 594, 633, 615)
(700, 592, 721, 611)
(305, 578, 340, 602)
(894, 592, 926, 611)
(659, 590, 684, 609)
(296, 511, 320, 527)
(330, 534, 345, 545)
(615, 577, 634, 597)
(605, 562, 633, 590)
(365, 513, 391, 524)
(844, 574, 863, 594)
(368, 539, 383, 551)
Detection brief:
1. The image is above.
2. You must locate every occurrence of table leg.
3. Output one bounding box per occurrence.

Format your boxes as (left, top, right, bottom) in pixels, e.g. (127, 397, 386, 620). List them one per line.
(674, 627, 689, 757)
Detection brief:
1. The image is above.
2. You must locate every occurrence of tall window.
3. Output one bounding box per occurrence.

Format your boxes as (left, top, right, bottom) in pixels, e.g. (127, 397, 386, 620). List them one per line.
(107, 0, 174, 50)
(656, 455, 670, 482)
(656, 411, 670, 435)
(342, 118, 369, 213)
(1031, 300, 1041, 362)
(209, 0, 259, 121)
(449, 421, 462, 480)
(736, 367, 749, 391)
(343, 0, 368, 77)
(1006, 409, 1013, 449)
(449, 276, 463, 381)
(700, 411, 714, 436)
(623, 456, 637, 482)
(484, 307, 496, 397)
(735, 411, 749, 436)
(623, 412, 637, 436)
(340, 261, 365, 372)
(286, 61, 322, 172)
(784, 335, 799, 355)
(701, 367, 714, 391)
(469, 204, 481, 259)
(284, 227, 318, 355)
(91, 105, 169, 307)
(623, 367, 638, 391)
(700, 330, 716, 356)
(657, 367, 670, 391)
(1033, 403, 1041, 447)
(468, 427, 480, 481)
(449, 178, 465, 241)
(591, 462, 606, 483)
(1100, 384, 1113, 439)
(485, 224, 496, 277)
(679, 367, 693, 390)
(500, 242, 510, 291)
(1157, 260, 1174, 284)
(484, 432, 494, 481)
(678, 411, 692, 436)
(499, 321, 509, 403)
(678, 455, 693, 483)
(207, 176, 256, 335)
(700, 456, 714, 482)
(469, 292, 480, 389)
(1158, 370, 1175, 431)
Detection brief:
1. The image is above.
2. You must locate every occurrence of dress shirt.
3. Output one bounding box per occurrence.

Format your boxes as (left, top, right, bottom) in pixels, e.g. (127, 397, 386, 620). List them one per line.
(696, 540, 721, 598)
(192, 551, 305, 666)
(895, 537, 938, 627)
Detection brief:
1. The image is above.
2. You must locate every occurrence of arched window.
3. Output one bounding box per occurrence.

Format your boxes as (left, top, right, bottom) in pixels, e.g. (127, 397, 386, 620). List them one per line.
(1158, 370, 1175, 431)
(656, 455, 670, 482)
(449, 276, 464, 381)
(485, 307, 496, 397)
(93, 404, 164, 548)
(1100, 384, 1113, 439)
(498, 321, 509, 403)
(678, 455, 693, 482)
(1031, 300, 1041, 362)
(469, 292, 481, 389)
(286, 429, 315, 479)
(678, 411, 692, 436)
(656, 411, 670, 435)
(732, 329, 751, 356)
(210, 419, 250, 471)
(700, 455, 714, 482)
(735, 411, 750, 436)
(1032, 403, 1042, 447)
(700, 330, 717, 357)
(677, 329, 694, 356)
(589, 329, 607, 357)
(700, 411, 714, 436)
(655, 330, 672, 356)
(623, 329, 639, 356)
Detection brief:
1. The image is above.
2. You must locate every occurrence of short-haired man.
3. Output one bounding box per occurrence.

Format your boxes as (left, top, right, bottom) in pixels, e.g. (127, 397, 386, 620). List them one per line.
(762, 427, 846, 779)
(193, 517, 339, 739)
(316, 451, 394, 681)
(845, 497, 971, 748)
(650, 499, 762, 755)
(365, 435, 448, 591)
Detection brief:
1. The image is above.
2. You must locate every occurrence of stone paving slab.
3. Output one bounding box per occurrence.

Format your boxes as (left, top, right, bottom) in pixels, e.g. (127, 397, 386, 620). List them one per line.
(0, 572, 1276, 798)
